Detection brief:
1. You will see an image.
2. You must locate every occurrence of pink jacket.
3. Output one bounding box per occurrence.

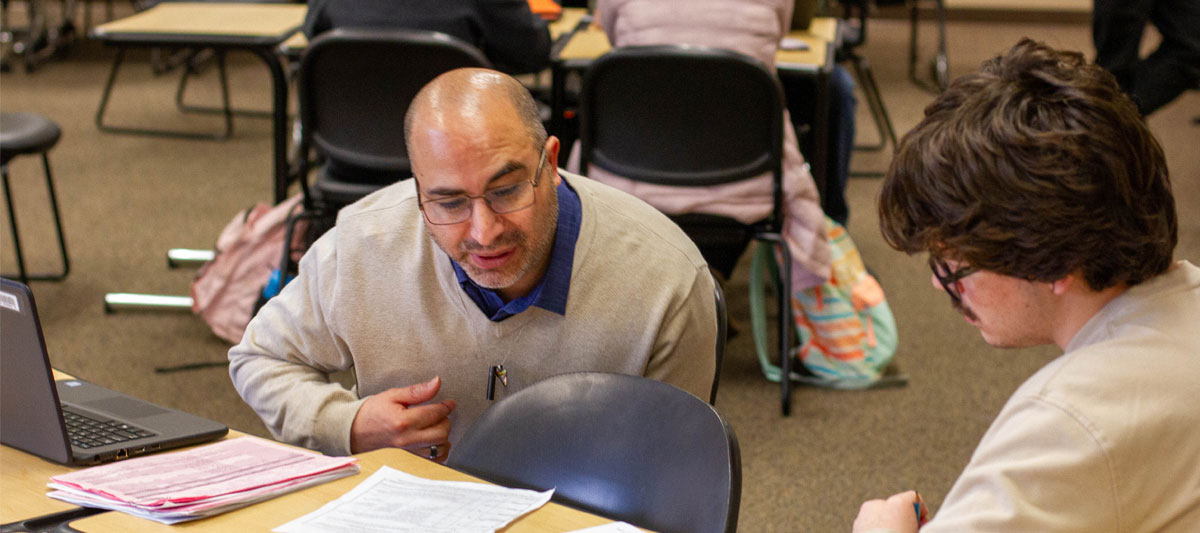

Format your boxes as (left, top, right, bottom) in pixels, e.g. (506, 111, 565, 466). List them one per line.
(575, 0, 832, 288)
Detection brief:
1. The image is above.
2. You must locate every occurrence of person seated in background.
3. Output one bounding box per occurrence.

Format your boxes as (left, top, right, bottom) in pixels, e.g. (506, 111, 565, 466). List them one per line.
(854, 38, 1200, 532)
(578, 0, 834, 291)
(228, 68, 716, 460)
(1092, 0, 1199, 116)
(303, 0, 552, 75)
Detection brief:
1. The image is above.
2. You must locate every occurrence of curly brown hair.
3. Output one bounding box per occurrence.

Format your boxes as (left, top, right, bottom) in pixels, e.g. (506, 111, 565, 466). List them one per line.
(878, 38, 1177, 290)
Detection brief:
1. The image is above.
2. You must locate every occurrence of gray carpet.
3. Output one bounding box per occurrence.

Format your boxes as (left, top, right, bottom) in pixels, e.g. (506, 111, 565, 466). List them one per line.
(2, 8, 1197, 532)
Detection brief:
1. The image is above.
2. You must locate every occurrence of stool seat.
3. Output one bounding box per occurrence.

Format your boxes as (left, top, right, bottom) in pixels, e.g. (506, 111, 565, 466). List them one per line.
(0, 112, 62, 166)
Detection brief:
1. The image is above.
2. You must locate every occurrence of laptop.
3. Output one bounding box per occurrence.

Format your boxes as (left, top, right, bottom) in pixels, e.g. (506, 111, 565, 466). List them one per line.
(1, 278, 228, 465)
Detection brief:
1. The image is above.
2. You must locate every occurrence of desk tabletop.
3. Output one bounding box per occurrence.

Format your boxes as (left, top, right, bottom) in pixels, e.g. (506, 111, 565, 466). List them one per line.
(3, 370, 634, 532)
(279, 7, 589, 56)
(92, 2, 306, 41)
(557, 16, 836, 70)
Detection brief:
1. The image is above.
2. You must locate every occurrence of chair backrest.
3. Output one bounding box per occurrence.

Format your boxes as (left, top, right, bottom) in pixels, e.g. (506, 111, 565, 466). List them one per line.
(297, 28, 491, 187)
(446, 372, 741, 533)
(578, 43, 786, 226)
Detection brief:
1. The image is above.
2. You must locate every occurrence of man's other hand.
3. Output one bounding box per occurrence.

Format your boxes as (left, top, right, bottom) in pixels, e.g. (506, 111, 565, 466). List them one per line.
(350, 376, 456, 461)
(852, 490, 925, 533)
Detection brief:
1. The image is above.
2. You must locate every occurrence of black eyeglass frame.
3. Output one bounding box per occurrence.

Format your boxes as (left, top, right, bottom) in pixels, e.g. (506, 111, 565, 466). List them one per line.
(417, 145, 548, 225)
(929, 255, 978, 306)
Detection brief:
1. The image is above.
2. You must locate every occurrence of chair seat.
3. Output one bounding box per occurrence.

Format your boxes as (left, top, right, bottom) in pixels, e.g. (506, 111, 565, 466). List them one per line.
(313, 169, 398, 209)
(0, 112, 62, 165)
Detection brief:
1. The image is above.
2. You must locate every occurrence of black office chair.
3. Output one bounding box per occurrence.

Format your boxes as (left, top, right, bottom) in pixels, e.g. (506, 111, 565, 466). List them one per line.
(447, 372, 741, 533)
(293, 28, 490, 216)
(270, 28, 494, 281)
(578, 44, 796, 416)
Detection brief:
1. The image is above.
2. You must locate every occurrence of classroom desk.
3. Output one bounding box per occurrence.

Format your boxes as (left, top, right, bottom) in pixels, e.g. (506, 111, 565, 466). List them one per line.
(2, 372, 636, 532)
(278, 7, 591, 62)
(549, 17, 838, 201)
(90, 2, 307, 204)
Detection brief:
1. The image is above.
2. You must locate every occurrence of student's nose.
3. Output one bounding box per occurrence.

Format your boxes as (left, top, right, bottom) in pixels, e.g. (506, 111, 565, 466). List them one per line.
(931, 273, 944, 292)
(468, 199, 504, 247)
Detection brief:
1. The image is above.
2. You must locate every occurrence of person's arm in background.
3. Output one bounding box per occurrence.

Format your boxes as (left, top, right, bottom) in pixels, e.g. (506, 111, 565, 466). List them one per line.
(301, 0, 331, 39)
(593, 0, 624, 41)
(476, 0, 551, 74)
(228, 230, 454, 457)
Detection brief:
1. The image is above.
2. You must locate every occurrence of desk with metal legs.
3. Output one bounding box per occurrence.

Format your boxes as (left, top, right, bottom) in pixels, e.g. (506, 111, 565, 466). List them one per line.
(90, 2, 306, 203)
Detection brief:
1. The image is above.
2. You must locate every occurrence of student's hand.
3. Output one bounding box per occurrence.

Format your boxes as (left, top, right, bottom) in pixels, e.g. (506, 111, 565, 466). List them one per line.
(350, 376, 456, 461)
(852, 490, 926, 533)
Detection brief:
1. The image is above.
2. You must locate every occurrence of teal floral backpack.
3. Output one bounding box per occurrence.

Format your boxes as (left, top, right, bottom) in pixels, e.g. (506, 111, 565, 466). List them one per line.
(749, 217, 901, 389)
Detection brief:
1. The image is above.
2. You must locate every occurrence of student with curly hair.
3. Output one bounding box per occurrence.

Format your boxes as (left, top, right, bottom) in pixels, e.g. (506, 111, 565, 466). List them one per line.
(854, 39, 1200, 532)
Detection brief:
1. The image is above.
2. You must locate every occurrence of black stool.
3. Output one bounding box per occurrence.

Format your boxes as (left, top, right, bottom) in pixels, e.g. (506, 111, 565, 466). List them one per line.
(1, 112, 70, 284)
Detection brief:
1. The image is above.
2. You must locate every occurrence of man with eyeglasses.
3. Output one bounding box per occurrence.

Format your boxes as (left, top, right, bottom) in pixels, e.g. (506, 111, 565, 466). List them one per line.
(853, 39, 1200, 532)
(229, 68, 716, 460)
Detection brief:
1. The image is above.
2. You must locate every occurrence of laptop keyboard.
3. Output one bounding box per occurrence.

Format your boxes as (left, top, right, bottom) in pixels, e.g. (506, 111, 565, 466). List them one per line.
(62, 408, 156, 449)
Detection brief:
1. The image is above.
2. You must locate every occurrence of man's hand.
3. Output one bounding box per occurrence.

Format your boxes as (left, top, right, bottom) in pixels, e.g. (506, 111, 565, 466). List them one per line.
(852, 490, 926, 533)
(350, 376, 456, 461)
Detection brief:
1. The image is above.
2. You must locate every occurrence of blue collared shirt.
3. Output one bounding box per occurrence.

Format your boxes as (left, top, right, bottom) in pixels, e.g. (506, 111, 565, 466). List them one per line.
(451, 178, 581, 321)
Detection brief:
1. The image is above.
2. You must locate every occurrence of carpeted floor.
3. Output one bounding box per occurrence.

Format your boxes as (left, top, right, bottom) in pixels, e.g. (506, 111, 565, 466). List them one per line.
(2, 6, 1197, 532)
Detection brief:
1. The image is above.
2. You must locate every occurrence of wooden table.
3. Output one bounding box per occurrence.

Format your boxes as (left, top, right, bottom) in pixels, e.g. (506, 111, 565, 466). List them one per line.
(2, 372, 636, 532)
(90, 2, 308, 203)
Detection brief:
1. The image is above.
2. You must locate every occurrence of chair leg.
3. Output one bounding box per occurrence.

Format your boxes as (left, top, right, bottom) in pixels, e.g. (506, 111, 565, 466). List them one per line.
(175, 49, 273, 119)
(851, 54, 898, 152)
(909, 0, 950, 94)
(770, 235, 794, 417)
(95, 46, 233, 140)
(2, 164, 30, 285)
(1, 155, 69, 283)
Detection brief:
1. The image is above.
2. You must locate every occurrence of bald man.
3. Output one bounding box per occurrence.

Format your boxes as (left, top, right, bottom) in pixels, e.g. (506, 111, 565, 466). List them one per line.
(229, 69, 716, 460)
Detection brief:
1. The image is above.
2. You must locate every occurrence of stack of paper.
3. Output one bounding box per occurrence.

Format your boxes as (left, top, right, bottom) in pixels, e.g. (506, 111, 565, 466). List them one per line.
(47, 436, 359, 525)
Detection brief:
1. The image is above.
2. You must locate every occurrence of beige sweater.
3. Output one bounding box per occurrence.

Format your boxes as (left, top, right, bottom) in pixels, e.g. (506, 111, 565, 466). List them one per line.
(925, 261, 1200, 532)
(229, 172, 716, 455)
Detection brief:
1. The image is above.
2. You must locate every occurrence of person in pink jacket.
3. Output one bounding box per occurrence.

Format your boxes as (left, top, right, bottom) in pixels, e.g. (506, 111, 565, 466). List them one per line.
(571, 0, 832, 291)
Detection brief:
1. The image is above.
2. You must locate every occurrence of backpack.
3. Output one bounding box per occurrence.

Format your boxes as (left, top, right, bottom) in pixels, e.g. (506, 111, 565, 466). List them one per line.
(190, 195, 307, 344)
(750, 217, 901, 389)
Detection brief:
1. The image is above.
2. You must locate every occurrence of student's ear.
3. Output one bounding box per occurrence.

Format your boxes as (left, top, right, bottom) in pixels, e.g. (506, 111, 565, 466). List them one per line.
(1050, 272, 1080, 296)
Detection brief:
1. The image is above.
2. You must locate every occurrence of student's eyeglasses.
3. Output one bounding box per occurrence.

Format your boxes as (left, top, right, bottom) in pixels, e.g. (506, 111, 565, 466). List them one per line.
(929, 255, 978, 306)
(418, 146, 547, 226)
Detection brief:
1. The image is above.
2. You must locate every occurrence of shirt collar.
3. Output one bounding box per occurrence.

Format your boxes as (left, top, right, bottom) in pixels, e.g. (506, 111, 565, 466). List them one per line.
(451, 177, 581, 321)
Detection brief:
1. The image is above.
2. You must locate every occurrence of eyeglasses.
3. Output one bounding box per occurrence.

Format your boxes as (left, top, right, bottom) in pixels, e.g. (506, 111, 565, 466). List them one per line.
(929, 255, 978, 306)
(418, 146, 547, 225)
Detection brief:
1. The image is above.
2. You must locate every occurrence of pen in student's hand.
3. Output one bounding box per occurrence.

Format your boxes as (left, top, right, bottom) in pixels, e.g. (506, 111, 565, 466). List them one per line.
(914, 491, 928, 528)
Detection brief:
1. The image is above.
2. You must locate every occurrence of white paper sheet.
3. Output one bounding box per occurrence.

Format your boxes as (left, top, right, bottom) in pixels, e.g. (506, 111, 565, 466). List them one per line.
(273, 466, 554, 533)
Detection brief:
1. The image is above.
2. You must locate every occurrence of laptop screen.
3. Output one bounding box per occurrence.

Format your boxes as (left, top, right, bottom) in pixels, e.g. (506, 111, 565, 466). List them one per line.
(0, 278, 74, 464)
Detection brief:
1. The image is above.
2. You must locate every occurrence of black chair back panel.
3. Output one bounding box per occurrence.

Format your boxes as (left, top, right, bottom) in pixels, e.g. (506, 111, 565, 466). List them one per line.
(300, 29, 491, 182)
(447, 373, 740, 533)
(581, 46, 784, 187)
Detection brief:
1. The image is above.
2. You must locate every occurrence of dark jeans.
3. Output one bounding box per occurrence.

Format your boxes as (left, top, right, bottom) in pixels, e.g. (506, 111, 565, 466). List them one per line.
(1093, 0, 1200, 115)
(783, 64, 856, 225)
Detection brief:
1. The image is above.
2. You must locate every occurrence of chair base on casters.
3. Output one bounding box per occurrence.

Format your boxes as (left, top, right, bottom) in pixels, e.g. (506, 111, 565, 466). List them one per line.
(101, 249, 210, 312)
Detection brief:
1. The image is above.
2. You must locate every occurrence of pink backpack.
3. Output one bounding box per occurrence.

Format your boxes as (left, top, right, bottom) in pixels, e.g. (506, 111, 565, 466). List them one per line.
(190, 195, 306, 344)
